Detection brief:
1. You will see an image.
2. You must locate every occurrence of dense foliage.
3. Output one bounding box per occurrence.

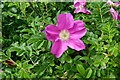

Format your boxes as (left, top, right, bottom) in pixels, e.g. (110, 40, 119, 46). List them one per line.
(1, 2, 120, 79)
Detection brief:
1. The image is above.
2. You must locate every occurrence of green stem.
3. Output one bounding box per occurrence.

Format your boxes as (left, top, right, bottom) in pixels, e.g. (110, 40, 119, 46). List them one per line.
(37, 3, 41, 14)
(29, 2, 41, 17)
(98, 4, 103, 23)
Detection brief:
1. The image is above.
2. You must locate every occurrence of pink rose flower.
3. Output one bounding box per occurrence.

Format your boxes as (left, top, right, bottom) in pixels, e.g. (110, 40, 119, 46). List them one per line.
(107, 0, 120, 7)
(45, 13, 87, 58)
(110, 7, 120, 20)
(74, 0, 90, 14)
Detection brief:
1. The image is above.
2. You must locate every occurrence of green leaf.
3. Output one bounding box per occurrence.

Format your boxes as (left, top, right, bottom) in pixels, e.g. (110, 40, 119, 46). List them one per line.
(63, 63, 71, 70)
(92, 69, 96, 78)
(27, 37, 40, 45)
(38, 40, 45, 49)
(80, 56, 89, 60)
(82, 19, 93, 22)
(5, 68, 11, 73)
(76, 64, 86, 78)
(46, 40, 51, 50)
(58, 54, 66, 63)
(9, 47, 20, 52)
(86, 68, 92, 78)
(65, 55, 72, 63)
(101, 69, 105, 76)
(17, 50, 26, 56)
(37, 63, 49, 77)
(20, 29, 33, 34)
(24, 64, 33, 69)
(22, 34, 31, 39)
(74, 55, 81, 61)
(73, 73, 81, 78)
(23, 72, 30, 78)
(101, 62, 106, 67)
(48, 67, 53, 74)
(6, 50, 11, 58)
(109, 72, 116, 78)
(97, 69, 101, 77)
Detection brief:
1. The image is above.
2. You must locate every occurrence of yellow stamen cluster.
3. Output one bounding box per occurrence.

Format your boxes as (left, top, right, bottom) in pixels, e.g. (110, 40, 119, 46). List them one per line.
(59, 30, 70, 41)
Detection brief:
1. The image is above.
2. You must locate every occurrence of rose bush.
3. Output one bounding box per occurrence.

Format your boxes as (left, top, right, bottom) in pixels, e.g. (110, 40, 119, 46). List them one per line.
(1, 1, 120, 79)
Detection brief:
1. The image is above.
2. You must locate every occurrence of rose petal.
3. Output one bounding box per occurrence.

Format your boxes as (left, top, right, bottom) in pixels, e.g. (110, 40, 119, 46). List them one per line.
(74, 0, 86, 4)
(69, 20, 85, 33)
(57, 13, 74, 30)
(107, 0, 120, 7)
(46, 32, 59, 42)
(74, 2, 80, 8)
(74, 0, 91, 14)
(79, 7, 91, 14)
(51, 39, 68, 58)
(67, 39, 85, 51)
(45, 25, 60, 34)
(107, 0, 114, 5)
(74, 6, 90, 14)
(70, 28, 87, 39)
(74, 8, 81, 13)
(45, 25, 60, 41)
(118, 15, 120, 20)
(110, 7, 119, 20)
(83, 9, 91, 14)
(114, 2, 120, 7)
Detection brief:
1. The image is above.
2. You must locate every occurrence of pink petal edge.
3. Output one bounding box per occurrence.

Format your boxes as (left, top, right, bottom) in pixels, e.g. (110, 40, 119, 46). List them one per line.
(67, 39, 85, 51)
(51, 39, 68, 58)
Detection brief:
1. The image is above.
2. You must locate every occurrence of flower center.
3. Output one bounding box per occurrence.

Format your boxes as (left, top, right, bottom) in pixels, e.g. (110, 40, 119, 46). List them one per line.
(59, 30, 70, 41)
(79, 5, 83, 10)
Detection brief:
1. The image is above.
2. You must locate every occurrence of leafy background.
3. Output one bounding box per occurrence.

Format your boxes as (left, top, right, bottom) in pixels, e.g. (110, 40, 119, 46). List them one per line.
(1, 2, 120, 78)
